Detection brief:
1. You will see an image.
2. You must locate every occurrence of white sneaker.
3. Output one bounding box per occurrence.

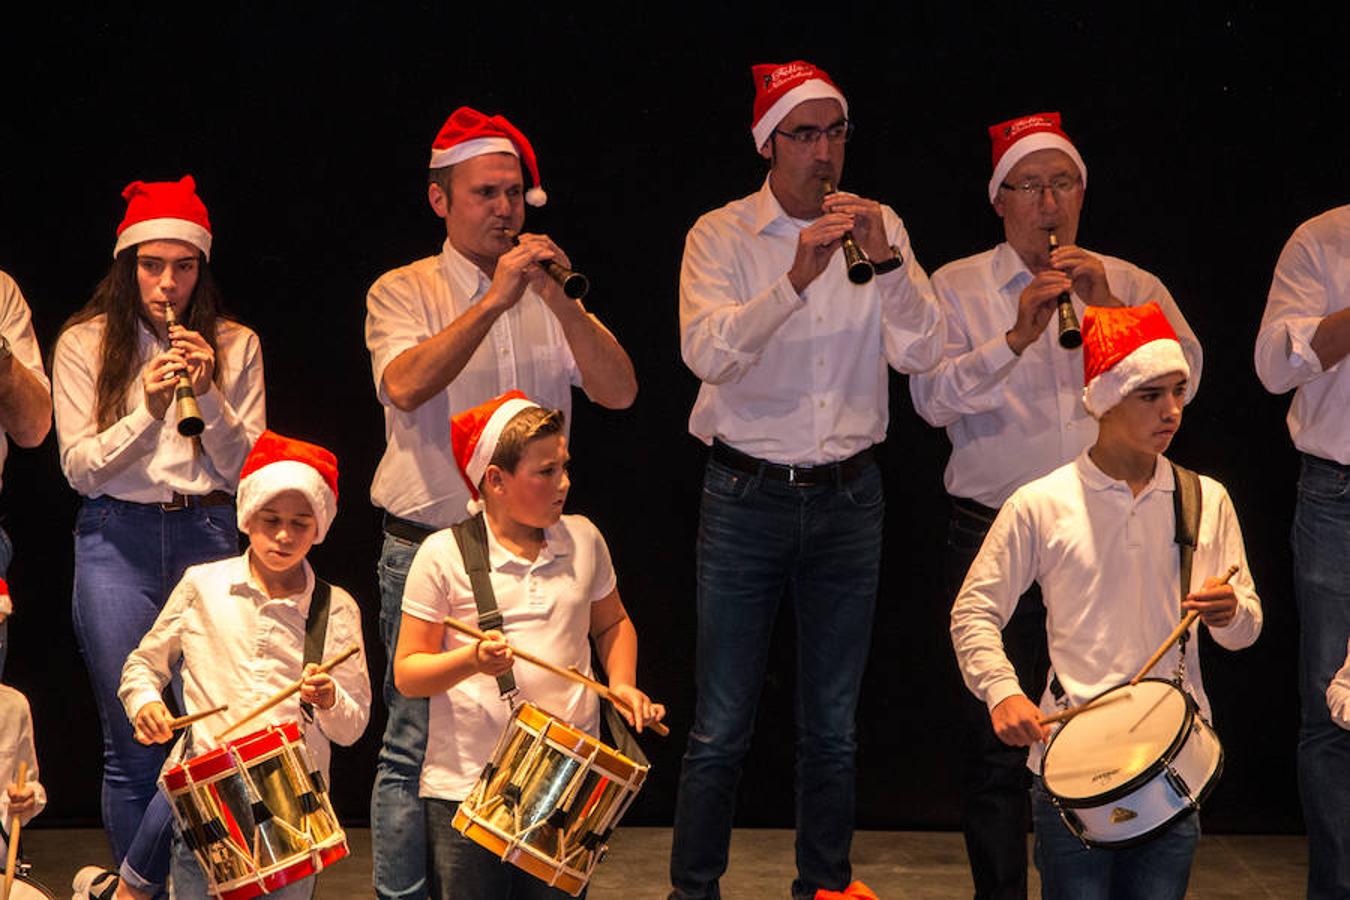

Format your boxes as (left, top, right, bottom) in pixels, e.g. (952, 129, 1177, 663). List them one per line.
(71, 864, 119, 900)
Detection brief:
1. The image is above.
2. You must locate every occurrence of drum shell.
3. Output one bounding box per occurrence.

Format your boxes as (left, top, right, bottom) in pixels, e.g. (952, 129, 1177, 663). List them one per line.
(1041, 679, 1224, 848)
(160, 722, 348, 898)
(453, 702, 648, 896)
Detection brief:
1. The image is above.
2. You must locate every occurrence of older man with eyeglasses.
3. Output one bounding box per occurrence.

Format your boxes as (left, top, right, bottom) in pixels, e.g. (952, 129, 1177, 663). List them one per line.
(909, 112, 1203, 899)
(670, 60, 945, 900)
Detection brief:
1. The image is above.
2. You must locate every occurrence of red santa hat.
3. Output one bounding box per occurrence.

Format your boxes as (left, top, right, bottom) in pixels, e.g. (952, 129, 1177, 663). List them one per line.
(452, 390, 542, 514)
(0, 577, 10, 617)
(114, 175, 213, 259)
(987, 112, 1088, 203)
(750, 60, 848, 150)
(236, 431, 340, 543)
(1081, 302, 1190, 417)
(429, 106, 548, 207)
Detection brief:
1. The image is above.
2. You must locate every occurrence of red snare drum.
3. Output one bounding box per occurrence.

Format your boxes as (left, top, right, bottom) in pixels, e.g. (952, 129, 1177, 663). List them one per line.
(161, 722, 346, 899)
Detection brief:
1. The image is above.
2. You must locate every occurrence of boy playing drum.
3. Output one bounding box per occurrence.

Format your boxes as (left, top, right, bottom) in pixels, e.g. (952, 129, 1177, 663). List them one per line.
(75, 431, 370, 900)
(950, 303, 1262, 899)
(394, 390, 664, 900)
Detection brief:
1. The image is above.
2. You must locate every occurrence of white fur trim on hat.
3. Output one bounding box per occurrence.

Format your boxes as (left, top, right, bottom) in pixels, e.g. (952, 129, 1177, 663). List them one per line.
(463, 396, 539, 512)
(429, 136, 518, 169)
(237, 459, 338, 544)
(752, 82, 849, 150)
(114, 218, 213, 260)
(988, 132, 1088, 203)
(1083, 338, 1190, 418)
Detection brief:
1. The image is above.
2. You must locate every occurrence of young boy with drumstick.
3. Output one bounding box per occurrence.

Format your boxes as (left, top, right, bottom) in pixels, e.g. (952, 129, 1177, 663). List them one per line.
(394, 390, 664, 900)
(950, 303, 1262, 900)
(73, 431, 370, 900)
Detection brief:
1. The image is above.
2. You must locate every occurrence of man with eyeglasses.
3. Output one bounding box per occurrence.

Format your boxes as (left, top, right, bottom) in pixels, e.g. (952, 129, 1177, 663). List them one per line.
(1255, 204, 1350, 900)
(910, 112, 1201, 899)
(670, 60, 944, 900)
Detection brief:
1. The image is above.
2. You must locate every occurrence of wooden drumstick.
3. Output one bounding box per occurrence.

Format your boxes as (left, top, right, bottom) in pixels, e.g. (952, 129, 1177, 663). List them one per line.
(443, 615, 670, 737)
(216, 645, 360, 740)
(3, 761, 28, 900)
(1129, 564, 1240, 686)
(1037, 689, 1130, 727)
(167, 704, 229, 732)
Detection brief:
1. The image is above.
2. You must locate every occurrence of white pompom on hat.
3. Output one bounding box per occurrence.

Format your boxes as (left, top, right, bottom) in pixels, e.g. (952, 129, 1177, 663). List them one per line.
(750, 60, 848, 150)
(114, 175, 213, 259)
(987, 112, 1087, 203)
(429, 106, 548, 207)
(451, 390, 541, 515)
(1081, 302, 1190, 418)
(236, 430, 340, 543)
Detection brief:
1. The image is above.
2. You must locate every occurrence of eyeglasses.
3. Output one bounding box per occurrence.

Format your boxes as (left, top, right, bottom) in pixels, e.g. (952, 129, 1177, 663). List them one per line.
(774, 120, 855, 146)
(998, 175, 1082, 198)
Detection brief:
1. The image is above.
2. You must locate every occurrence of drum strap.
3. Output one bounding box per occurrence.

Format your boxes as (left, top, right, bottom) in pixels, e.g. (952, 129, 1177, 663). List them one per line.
(299, 578, 334, 719)
(451, 512, 518, 699)
(1171, 462, 1203, 679)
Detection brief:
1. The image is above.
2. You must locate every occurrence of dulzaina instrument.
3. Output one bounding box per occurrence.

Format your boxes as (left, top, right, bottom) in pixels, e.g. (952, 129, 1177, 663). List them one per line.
(822, 180, 873, 284)
(506, 230, 589, 299)
(162, 305, 205, 436)
(1047, 232, 1082, 349)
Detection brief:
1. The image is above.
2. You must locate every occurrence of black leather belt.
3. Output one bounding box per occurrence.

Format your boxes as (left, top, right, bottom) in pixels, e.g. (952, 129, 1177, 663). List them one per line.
(160, 490, 233, 511)
(711, 440, 872, 487)
(383, 514, 437, 544)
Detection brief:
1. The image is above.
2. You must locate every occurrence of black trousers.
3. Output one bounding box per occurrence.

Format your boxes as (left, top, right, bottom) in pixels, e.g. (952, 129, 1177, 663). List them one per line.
(946, 497, 1051, 900)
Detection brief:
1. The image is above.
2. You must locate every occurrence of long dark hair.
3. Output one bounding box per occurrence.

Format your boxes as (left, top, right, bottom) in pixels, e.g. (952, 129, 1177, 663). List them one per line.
(60, 246, 233, 431)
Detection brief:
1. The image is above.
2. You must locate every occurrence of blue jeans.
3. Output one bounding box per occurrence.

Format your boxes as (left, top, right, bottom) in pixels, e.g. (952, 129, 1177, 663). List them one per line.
(1030, 777, 1198, 900)
(669, 456, 884, 900)
(0, 523, 12, 678)
(425, 798, 580, 899)
(119, 791, 173, 897)
(371, 531, 431, 899)
(70, 496, 238, 862)
(1292, 454, 1350, 899)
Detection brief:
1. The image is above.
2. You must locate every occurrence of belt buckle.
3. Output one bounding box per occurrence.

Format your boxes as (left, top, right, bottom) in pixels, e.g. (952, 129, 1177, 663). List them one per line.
(161, 493, 188, 511)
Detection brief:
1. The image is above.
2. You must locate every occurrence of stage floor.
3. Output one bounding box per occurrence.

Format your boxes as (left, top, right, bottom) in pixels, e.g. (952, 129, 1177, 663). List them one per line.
(16, 827, 1306, 898)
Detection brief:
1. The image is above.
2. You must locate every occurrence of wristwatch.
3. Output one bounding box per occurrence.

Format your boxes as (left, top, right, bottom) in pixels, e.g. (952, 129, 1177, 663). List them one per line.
(872, 245, 904, 275)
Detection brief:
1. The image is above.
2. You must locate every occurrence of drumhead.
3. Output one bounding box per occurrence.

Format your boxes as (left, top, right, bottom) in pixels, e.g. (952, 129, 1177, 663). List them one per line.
(2, 874, 56, 899)
(1042, 680, 1191, 802)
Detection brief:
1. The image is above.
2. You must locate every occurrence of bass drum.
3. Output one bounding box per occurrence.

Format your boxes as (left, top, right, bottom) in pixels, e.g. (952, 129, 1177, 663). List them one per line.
(1040, 678, 1223, 847)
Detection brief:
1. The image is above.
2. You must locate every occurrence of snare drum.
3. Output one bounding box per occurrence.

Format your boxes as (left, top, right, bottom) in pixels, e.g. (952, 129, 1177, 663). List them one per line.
(1, 871, 54, 899)
(453, 702, 648, 896)
(161, 721, 347, 899)
(1040, 678, 1223, 847)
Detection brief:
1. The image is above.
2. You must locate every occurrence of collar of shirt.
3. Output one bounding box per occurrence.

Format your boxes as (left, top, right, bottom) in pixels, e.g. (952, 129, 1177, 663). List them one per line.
(483, 518, 575, 573)
(229, 551, 317, 616)
(750, 176, 801, 237)
(991, 242, 1035, 295)
(1074, 447, 1175, 500)
(438, 238, 492, 303)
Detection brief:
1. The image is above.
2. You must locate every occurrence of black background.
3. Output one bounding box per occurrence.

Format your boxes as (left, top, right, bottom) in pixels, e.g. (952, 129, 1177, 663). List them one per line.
(1, 5, 1345, 836)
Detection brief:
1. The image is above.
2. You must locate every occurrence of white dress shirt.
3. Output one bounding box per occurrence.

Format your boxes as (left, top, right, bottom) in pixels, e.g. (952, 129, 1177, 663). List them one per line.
(910, 243, 1203, 508)
(950, 450, 1261, 772)
(1254, 205, 1350, 463)
(365, 239, 581, 528)
(680, 178, 945, 465)
(52, 316, 266, 502)
(0, 272, 51, 495)
(0, 684, 46, 859)
(402, 514, 615, 801)
(119, 553, 371, 777)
